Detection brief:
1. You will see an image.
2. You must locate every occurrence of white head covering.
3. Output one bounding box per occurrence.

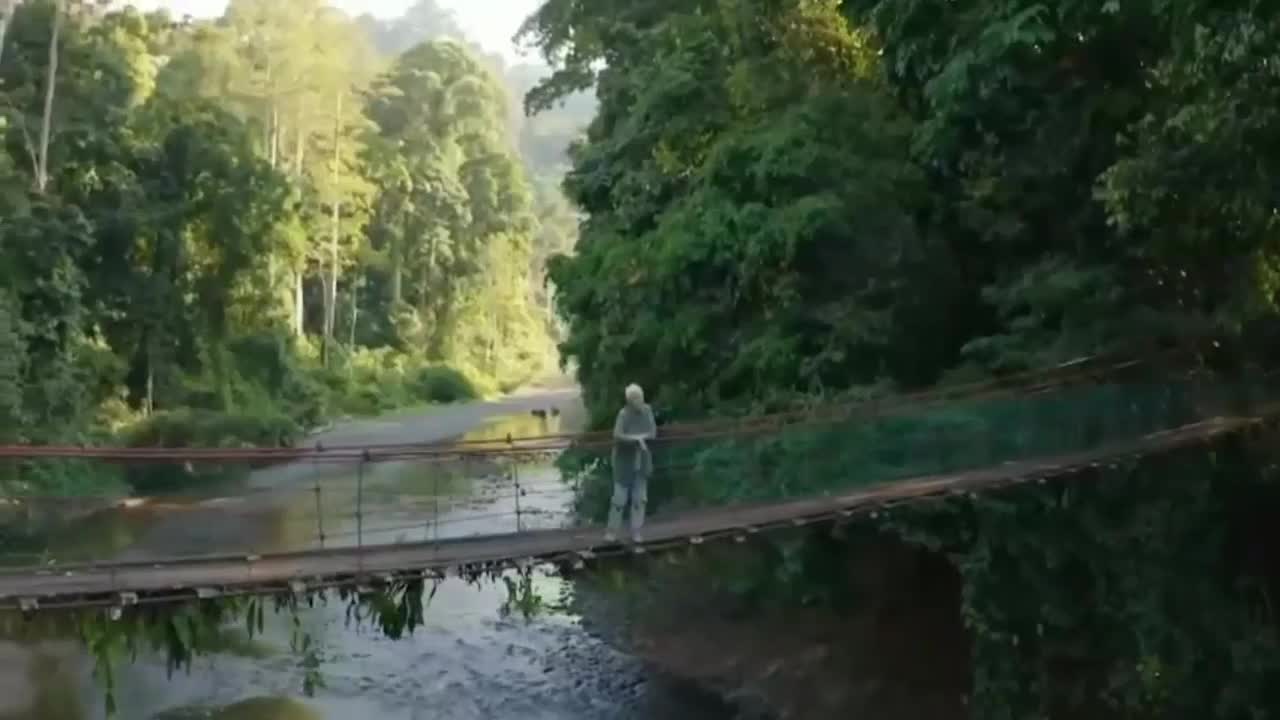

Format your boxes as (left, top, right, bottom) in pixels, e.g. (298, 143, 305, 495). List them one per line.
(625, 384, 644, 404)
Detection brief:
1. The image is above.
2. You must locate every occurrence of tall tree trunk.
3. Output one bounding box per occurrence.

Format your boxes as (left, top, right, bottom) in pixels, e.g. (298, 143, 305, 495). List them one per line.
(0, 0, 15, 66)
(349, 280, 358, 348)
(269, 103, 279, 169)
(326, 195, 338, 341)
(262, 59, 274, 162)
(390, 253, 402, 306)
(293, 111, 305, 177)
(421, 236, 436, 315)
(145, 364, 154, 416)
(142, 326, 155, 416)
(265, 101, 280, 317)
(35, 0, 62, 194)
(419, 259, 429, 317)
(291, 111, 306, 337)
(389, 224, 403, 306)
(293, 270, 305, 336)
(323, 92, 342, 363)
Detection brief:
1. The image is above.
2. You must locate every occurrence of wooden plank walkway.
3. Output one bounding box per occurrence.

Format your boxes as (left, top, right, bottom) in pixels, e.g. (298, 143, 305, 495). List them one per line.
(0, 414, 1265, 610)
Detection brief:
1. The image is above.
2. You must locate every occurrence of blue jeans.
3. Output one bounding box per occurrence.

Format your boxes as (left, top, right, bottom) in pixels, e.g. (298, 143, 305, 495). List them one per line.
(608, 448, 649, 534)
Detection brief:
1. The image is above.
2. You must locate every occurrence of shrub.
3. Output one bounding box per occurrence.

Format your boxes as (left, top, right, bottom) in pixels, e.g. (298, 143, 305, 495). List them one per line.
(277, 370, 329, 430)
(448, 361, 499, 399)
(177, 376, 224, 411)
(123, 409, 301, 493)
(411, 366, 480, 404)
(127, 409, 301, 449)
(228, 331, 293, 391)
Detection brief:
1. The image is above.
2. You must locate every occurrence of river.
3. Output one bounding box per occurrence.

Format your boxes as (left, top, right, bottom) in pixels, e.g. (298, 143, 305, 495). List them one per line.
(0, 392, 736, 720)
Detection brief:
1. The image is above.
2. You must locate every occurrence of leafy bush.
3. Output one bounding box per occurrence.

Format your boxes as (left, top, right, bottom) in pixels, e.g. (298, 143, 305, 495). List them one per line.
(127, 409, 300, 449)
(123, 409, 301, 493)
(410, 366, 479, 404)
(277, 370, 329, 430)
(151, 329, 504, 451)
(296, 350, 486, 416)
(228, 331, 293, 392)
(17, 458, 128, 499)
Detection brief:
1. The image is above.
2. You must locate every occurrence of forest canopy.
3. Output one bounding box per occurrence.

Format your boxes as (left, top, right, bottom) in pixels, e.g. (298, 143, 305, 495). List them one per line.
(520, 2, 1280, 718)
(523, 0, 1280, 422)
(0, 0, 584, 495)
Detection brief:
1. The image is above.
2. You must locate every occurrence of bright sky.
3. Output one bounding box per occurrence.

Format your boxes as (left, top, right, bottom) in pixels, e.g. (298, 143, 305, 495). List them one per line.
(124, 0, 544, 62)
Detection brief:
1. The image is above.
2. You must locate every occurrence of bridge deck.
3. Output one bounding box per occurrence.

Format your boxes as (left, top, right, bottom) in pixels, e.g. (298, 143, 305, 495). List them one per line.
(0, 414, 1263, 610)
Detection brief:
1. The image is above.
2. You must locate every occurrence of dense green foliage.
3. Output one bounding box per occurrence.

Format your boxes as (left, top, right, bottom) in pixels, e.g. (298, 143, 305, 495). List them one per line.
(0, 0, 565, 497)
(878, 437, 1280, 718)
(4, 0, 1277, 714)
(527, 0, 1280, 421)
(353, 0, 589, 316)
(571, 374, 1228, 519)
(522, 0, 1280, 716)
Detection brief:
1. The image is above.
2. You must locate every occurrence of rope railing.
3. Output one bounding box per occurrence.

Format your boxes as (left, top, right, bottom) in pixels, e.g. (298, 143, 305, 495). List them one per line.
(1, 409, 1273, 612)
(0, 371, 1239, 517)
(0, 344, 1205, 465)
(0, 345, 1271, 604)
(2, 366, 1269, 558)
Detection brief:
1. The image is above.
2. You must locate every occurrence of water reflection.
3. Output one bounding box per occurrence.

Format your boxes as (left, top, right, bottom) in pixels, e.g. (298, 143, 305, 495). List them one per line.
(0, 403, 733, 720)
(153, 698, 321, 720)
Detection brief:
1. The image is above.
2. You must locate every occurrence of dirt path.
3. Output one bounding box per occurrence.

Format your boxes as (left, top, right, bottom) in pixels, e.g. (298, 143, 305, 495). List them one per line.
(304, 388, 579, 448)
(249, 389, 582, 488)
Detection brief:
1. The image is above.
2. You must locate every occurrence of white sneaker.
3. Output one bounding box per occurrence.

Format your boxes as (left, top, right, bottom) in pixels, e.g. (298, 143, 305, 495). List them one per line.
(603, 531, 617, 543)
(631, 532, 644, 544)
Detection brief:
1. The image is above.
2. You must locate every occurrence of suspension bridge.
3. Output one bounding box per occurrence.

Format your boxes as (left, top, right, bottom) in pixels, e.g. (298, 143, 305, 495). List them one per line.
(0, 348, 1274, 611)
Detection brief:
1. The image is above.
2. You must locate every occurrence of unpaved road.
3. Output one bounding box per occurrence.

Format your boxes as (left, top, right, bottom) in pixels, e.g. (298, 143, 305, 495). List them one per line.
(250, 388, 583, 487)
(301, 388, 580, 449)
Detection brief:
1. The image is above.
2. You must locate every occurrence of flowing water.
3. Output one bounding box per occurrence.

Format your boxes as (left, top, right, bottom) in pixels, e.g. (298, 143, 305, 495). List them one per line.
(0, 408, 735, 720)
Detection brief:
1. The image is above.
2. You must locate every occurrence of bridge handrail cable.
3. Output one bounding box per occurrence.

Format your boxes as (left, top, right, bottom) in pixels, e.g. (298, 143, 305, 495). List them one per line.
(0, 344, 1207, 463)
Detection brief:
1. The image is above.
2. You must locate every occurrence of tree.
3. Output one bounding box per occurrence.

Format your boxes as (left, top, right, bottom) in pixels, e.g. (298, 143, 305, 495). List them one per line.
(356, 0, 466, 56)
(0, 0, 553, 500)
(525, 0, 932, 420)
(361, 38, 550, 376)
(524, 0, 1280, 717)
(158, 0, 379, 342)
(33, 0, 58, 193)
(0, 0, 17, 63)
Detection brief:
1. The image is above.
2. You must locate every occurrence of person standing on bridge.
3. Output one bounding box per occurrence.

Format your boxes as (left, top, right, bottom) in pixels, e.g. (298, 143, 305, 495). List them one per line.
(606, 383, 657, 542)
